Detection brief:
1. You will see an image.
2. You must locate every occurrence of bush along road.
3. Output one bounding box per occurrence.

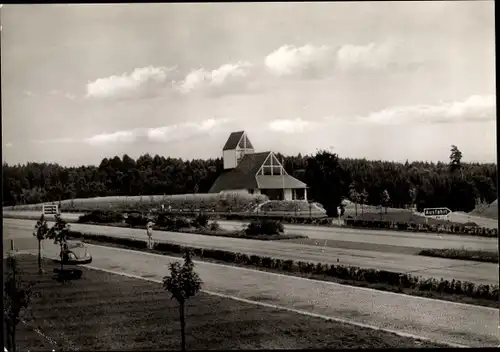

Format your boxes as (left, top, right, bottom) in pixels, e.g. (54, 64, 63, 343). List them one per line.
(419, 248, 498, 264)
(75, 211, 306, 241)
(67, 231, 499, 308)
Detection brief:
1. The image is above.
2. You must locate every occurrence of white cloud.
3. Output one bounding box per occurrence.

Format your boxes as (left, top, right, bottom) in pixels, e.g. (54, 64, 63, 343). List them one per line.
(32, 137, 77, 145)
(23, 90, 36, 97)
(86, 65, 175, 99)
(268, 118, 318, 134)
(64, 93, 76, 100)
(336, 41, 419, 72)
(84, 130, 137, 146)
(174, 62, 253, 95)
(147, 118, 231, 142)
(48, 89, 77, 100)
(30, 118, 231, 147)
(356, 95, 496, 125)
(264, 44, 332, 78)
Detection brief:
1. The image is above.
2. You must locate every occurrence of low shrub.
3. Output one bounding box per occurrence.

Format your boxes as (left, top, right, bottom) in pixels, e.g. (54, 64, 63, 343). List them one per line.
(125, 212, 148, 227)
(77, 210, 124, 224)
(245, 219, 284, 235)
(154, 213, 192, 231)
(208, 221, 220, 231)
(193, 213, 210, 228)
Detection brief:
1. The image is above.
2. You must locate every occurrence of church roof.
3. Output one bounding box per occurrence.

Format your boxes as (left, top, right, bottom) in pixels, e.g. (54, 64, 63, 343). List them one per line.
(222, 131, 244, 151)
(209, 151, 307, 192)
(222, 131, 254, 151)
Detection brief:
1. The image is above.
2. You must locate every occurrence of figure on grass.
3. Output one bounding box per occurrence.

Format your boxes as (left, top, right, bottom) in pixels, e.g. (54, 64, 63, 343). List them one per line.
(163, 249, 203, 352)
(146, 216, 155, 250)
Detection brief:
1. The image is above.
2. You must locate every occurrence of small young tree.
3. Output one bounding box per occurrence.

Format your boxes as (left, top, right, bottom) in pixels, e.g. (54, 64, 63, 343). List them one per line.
(4, 253, 37, 352)
(47, 214, 71, 272)
(33, 214, 49, 274)
(348, 182, 360, 216)
(449, 144, 463, 174)
(380, 189, 391, 215)
(360, 188, 369, 215)
(409, 187, 418, 210)
(163, 250, 203, 352)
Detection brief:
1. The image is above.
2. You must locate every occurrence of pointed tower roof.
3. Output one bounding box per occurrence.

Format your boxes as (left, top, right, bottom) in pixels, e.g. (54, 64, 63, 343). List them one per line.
(222, 131, 254, 151)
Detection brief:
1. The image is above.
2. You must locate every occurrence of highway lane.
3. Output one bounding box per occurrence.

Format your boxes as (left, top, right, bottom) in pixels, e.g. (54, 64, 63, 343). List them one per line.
(4, 229, 498, 347)
(218, 220, 498, 251)
(4, 218, 498, 286)
(4, 211, 498, 252)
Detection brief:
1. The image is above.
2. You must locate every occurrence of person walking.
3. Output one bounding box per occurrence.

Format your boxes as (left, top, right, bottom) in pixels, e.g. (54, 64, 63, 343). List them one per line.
(146, 219, 155, 250)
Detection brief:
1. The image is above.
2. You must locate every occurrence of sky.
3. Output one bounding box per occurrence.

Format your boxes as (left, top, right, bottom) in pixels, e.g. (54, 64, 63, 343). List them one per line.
(1, 2, 496, 166)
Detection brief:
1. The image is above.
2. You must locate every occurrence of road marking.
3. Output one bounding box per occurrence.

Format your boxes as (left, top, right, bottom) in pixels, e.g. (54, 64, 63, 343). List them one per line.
(84, 243, 498, 312)
(83, 264, 469, 348)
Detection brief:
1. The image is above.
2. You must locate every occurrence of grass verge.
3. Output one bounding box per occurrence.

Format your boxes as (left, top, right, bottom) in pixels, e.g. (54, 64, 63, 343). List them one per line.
(4, 255, 446, 350)
(419, 248, 498, 264)
(70, 233, 498, 309)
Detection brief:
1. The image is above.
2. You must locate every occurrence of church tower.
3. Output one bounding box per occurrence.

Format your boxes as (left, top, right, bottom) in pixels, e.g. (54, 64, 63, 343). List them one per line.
(222, 131, 255, 169)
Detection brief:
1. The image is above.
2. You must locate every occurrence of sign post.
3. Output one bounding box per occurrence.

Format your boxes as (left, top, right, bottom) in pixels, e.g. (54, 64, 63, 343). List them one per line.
(423, 207, 452, 220)
(42, 204, 59, 216)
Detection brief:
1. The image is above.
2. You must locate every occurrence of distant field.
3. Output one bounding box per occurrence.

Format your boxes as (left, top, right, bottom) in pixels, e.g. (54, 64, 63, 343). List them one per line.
(469, 200, 498, 220)
(4, 193, 266, 213)
(3, 194, 327, 218)
(4, 255, 443, 350)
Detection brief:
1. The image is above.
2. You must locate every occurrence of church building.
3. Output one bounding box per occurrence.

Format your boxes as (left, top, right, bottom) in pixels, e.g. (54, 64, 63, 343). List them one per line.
(209, 131, 308, 201)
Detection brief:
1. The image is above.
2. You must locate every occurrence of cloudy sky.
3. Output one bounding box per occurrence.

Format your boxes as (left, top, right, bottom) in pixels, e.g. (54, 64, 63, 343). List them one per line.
(1, 2, 496, 166)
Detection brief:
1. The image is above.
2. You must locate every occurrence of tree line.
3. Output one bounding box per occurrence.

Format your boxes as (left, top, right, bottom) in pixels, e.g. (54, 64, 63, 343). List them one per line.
(3, 146, 497, 216)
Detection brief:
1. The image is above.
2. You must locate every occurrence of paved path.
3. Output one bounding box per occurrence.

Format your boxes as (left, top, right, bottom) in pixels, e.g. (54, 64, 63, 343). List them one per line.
(4, 218, 499, 286)
(4, 211, 498, 252)
(4, 227, 498, 348)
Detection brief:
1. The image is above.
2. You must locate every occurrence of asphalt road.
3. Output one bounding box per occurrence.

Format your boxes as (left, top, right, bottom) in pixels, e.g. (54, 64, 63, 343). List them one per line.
(218, 220, 498, 251)
(4, 211, 498, 252)
(4, 228, 498, 348)
(4, 218, 498, 286)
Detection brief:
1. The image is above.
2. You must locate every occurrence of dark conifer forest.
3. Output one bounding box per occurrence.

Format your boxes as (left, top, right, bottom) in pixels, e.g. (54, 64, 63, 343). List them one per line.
(3, 145, 497, 216)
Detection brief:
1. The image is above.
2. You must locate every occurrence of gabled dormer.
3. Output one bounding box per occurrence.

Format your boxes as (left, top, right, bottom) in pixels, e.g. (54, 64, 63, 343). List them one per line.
(222, 131, 255, 169)
(255, 152, 288, 176)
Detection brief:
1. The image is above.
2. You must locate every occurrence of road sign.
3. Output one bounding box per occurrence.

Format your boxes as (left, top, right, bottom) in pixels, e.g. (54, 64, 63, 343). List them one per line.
(423, 207, 452, 218)
(42, 204, 59, 215)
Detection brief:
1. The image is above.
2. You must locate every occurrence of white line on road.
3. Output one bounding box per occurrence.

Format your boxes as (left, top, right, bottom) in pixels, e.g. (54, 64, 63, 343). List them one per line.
(84, 243, 497, 311)
(83, 264, 469, 348)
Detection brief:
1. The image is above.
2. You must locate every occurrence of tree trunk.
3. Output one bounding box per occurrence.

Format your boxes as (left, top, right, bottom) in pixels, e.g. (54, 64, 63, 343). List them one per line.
(385, 206, 388, 214)
(60, 244, 64, 272)
(179, 301, 186, 352)
(38, 240, 43, 274)
(6, 321, 12, 352)
(12, 323, 17, 352)
(354, 203, 358, 216)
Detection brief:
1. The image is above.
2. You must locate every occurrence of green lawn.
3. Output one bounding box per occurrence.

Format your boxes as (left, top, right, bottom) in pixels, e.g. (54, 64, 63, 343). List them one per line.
(5, 255, 446, 350)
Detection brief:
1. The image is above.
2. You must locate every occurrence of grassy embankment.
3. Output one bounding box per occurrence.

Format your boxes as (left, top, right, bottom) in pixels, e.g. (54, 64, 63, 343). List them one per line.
(4, 255, 446, 350)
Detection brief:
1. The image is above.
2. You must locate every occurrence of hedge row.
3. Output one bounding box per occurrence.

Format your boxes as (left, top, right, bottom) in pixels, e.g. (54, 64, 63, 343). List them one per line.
(69, 231, 499, 301)
(344, 219, 498, 237)
(79, 210, 285, 236)
(419, 248, 499, 264)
